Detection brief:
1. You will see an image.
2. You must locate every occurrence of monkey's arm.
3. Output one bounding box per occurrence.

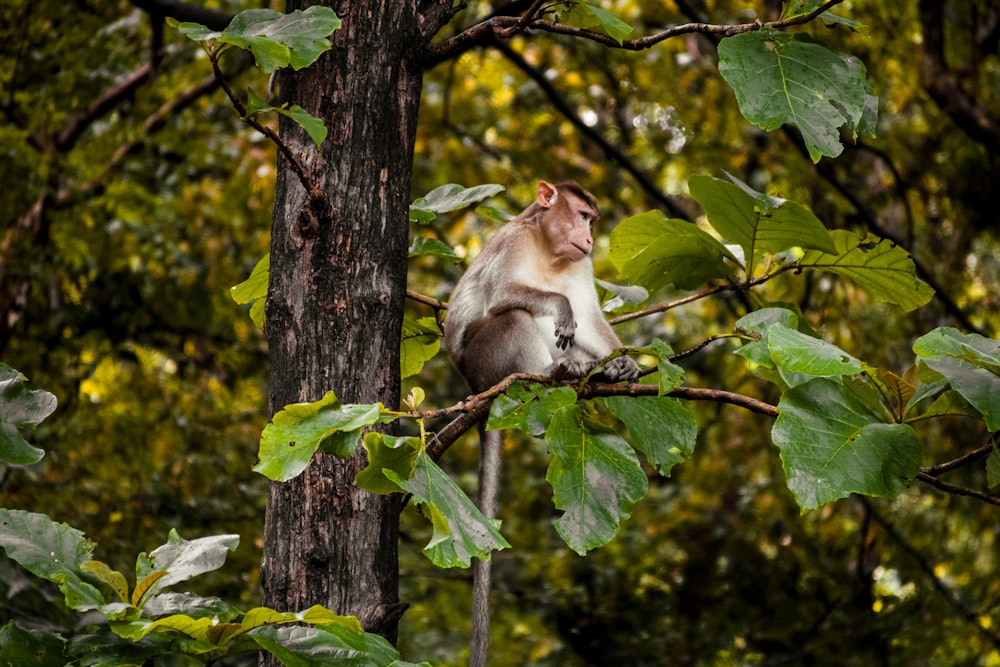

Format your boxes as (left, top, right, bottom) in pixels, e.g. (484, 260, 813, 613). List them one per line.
(485, 282, 577, 349)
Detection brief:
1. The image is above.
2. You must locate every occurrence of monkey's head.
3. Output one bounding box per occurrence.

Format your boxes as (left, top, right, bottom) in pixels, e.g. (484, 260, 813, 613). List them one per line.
(532, 180, 599, 262)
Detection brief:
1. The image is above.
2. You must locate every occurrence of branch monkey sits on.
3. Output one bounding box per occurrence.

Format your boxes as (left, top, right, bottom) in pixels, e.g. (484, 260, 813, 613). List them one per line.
(444, 180, 641, 667)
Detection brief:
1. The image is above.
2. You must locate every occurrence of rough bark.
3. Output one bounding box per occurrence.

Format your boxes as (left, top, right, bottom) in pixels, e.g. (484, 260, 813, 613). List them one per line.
(261, 0, 424, 651)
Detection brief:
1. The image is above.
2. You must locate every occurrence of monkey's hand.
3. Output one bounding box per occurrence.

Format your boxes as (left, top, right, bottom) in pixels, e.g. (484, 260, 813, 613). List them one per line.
(554, 315, 577, 350)
(603, 355, 641, 383)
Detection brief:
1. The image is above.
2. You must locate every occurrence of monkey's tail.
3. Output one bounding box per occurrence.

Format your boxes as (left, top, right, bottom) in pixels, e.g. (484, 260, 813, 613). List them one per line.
(469, 427, 502, 667)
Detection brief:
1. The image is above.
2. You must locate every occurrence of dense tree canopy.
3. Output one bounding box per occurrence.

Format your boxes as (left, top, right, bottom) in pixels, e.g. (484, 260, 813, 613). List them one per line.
(1, 0, 999, 665)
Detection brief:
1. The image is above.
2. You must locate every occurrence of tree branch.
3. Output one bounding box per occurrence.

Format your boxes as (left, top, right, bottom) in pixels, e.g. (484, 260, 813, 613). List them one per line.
(921, 438, 995, 477)
(425, 0, 845, 64)
(130, 0, 232, 31)
(916, 471, 1000, 508)
(423, 376, 777, 460)
(494, 40, 689, 219)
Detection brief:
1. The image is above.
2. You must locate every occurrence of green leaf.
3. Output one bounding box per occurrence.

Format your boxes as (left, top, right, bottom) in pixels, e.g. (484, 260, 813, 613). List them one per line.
(230, 252, 269, 328)
(136, 530, 239, 602)
(275, 104, 328, 147)
(797, 230, 934, 311)
(718, 28, 876, 162)
(0, 509, 107, 611)
(913, 328, 1000, 427)
(254, 391, 382, 481)
(384, 451, 510, 568)
(143, 592, 241, 621)
(773, 378, 921, 510)
(409, 236, 459, 259)
(609, 210, 735, 292)
(401, 317, 442, 379)
(558, 2, 633, 44)
(632, 339, 685, 395)
(357, 433, 421, 495)
(767, 323, 864, 384)
(595, 278, 649, 312)
(409, 183, 505, 222)
(0, 622, 67, 667)
(487, 383, 578, 436)
(0, 364, 56, 465)
(66, 628, 166, 666)
(177, 7, 342, 73)
(81, 560, 129, 604)
(987, 448, 1000, 490)
(689, 174, 836, 271)
(245, 90, 328, 147)
(250, 623, 429, 667)
(605, 396, 697, 477)
(734, 307, 799, 369)
(546, 405, 648, 554)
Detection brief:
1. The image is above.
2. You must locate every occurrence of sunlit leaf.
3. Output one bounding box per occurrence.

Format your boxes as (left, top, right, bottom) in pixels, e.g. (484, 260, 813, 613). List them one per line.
(609, 210, 735, 292)
(230, 252, 269, 328)
(357, 433, 421, 495)
(689, 174, 835, 270)
(254, 391, 382, 481)
(384, 451, 510, 568)
(559, 2, 633, 44)
(987, 448, 1000, 490)
(401, 317, 442, 379)
(797, 230, 934, 311)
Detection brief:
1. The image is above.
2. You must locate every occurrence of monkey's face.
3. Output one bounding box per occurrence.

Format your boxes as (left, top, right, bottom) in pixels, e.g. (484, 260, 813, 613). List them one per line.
(545, 192, 597, 261)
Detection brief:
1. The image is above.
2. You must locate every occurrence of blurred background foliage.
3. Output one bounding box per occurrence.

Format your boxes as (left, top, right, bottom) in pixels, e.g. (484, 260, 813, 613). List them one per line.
(2, 0, 999, 665)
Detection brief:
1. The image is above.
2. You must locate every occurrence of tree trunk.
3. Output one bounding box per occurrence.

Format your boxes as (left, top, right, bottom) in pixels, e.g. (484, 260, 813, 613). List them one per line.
(261, 0, 423, 651)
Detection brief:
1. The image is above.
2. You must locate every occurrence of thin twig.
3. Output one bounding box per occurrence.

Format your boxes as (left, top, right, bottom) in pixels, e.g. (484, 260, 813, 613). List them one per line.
(206, 46, 325, 207)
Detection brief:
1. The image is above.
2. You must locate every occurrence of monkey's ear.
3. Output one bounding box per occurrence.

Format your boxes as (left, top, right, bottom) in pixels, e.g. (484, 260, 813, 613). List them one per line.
(536, 181, 559, 208)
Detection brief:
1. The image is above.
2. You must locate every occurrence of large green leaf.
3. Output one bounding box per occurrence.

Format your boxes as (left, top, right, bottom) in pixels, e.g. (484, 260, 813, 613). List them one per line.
(0, 509, 107, 611)
(688, 174, 836, 271)
(384, 451, 510, 568)
(175, 7, 342, 73)
(409, 183, 505, 223)
(609, 210, 735, 292)
(400, 317, 442, 379)
(133, 530, 239, 607)
(250, 623, 429, 667)
(605, 395, 697, 477)
(773, 379, 921, 510)
(914, 327, 1000, 430)
(797, 230, 934, 311)
(546, 405, 647, 554)
(718, 28, 876, 162)
(0, 364, 56, 465)
(254, 391, 383, 482)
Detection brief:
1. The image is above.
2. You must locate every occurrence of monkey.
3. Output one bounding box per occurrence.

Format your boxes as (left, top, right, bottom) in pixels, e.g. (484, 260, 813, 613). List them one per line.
(444, 180, 641, 667)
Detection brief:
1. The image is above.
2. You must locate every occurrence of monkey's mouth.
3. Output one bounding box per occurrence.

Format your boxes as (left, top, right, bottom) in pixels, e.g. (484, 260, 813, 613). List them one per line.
(570, 243, 591, 257)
